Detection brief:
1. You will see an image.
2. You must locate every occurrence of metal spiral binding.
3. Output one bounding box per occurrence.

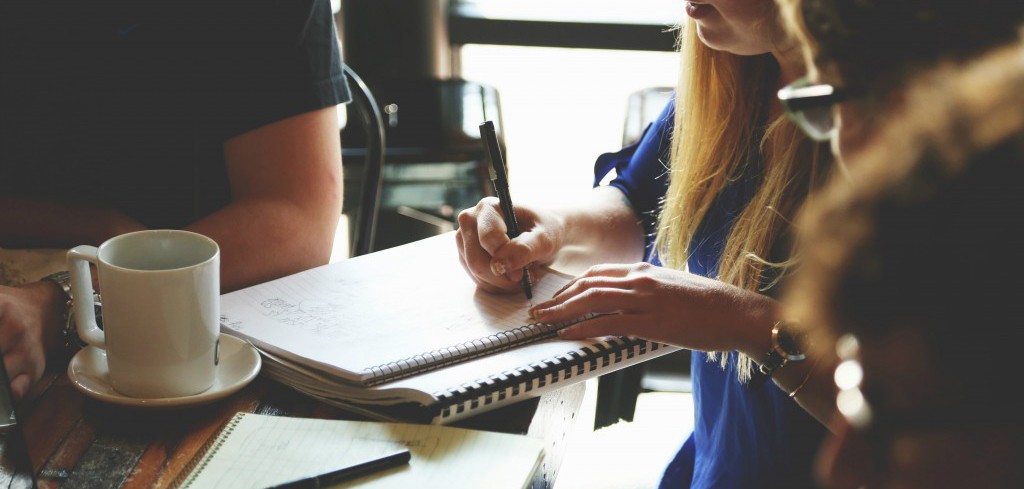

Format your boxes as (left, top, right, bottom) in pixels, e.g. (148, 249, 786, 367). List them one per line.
(173, 412, 245, 488)
(364, 314, 600, 386)
(433, 337, 663, 419)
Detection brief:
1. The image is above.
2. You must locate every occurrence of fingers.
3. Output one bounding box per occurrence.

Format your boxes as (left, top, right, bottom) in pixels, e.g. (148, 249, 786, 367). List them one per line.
(472, 199, 510, 256)
(457, 201, 522, 292)
(8, 374, 29, 401)
(528, 263, 653, 330)
(530, 286, 635, 324)
(457, 197, 509, 255)
(0, 287, 50, 400)
(551, 264, 633, 296)
(457, 197, 551, 292)
(557, 313, 630, 340)
(455, 230, 516, 294)
(537, 275, 632, 312)
(2, 349, 37, 401)
(491, 227, 555, 277)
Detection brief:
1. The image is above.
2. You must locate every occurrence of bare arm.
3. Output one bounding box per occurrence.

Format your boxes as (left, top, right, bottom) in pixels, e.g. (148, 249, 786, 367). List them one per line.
(0, 198, 146, 248)
(535, 263, 837, 426)
(549, 186, 647, 274)
(0, 105, 342, 401)
(774, 349, 839, 427)
(1, 105, 342, 293)
(187, 105, 342, 292)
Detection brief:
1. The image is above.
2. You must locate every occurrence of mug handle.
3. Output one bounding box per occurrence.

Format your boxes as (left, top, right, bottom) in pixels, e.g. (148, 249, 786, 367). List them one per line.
(67, 246, 105, 349)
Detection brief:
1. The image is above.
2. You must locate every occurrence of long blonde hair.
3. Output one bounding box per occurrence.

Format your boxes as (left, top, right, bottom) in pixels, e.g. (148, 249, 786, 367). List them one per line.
(654, 21, 829, 381)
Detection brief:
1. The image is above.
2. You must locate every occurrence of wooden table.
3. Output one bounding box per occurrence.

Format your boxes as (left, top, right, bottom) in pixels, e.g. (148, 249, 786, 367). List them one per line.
(4, 368, 585, 489)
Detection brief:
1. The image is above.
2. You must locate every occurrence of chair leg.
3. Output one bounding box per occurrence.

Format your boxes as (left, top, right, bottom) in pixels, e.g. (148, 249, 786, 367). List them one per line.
(593, 363, 646, 429)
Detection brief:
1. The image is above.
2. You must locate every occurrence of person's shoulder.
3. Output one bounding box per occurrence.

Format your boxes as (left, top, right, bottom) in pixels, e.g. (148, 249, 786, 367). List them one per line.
(207, 0, 328, 45)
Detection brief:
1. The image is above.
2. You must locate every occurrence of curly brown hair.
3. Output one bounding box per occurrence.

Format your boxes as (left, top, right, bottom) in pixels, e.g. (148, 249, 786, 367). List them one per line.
(787, 43, 1024, 403)
(779, 0, 1024, 101)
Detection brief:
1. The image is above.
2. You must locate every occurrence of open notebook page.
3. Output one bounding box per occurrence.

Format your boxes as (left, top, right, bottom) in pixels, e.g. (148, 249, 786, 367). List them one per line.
(220, 233, 575, 384)
(179, 413, 543, 489)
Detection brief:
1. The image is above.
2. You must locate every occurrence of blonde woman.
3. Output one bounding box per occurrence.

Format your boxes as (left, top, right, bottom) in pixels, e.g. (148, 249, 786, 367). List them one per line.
(456, 1, 830, 487)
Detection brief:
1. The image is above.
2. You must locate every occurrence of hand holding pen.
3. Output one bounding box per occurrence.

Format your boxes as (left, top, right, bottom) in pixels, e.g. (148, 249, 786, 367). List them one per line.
(478, 121, 534, 301)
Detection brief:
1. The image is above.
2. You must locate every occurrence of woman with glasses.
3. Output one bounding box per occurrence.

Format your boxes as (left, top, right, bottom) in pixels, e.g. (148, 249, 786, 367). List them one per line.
(761, 0, 1024, 424)
(776, 0, 1024, 161)
(457, 1, 833, 487)
(785, 43, 1024, 489)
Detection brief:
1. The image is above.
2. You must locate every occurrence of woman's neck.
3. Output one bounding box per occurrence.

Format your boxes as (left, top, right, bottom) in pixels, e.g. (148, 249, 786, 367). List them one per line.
(768, 43, 806, 120)
(772, 42, 806, 86)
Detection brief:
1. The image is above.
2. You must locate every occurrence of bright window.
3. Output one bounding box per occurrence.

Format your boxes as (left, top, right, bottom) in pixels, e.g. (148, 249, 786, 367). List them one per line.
(456, 0, 679, 25)
(459, 44, 679, 204)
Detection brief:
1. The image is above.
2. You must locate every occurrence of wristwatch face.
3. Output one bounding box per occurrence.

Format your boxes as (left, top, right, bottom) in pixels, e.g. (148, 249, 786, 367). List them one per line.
(776, 323, 806, 360)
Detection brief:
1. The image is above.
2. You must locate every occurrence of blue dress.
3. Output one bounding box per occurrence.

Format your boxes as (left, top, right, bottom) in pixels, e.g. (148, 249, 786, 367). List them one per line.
(593, 101, 825, 488)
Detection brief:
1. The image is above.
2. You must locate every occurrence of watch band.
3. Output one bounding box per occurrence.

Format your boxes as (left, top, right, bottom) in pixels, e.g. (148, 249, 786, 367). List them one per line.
(44, 271, 93, 356)
(759, 349, 787, 377)
(44, 270, 72, 300)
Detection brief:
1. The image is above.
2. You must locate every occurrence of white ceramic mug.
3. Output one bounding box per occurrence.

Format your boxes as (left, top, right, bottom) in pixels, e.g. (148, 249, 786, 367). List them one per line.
(67, 230, 220, 399)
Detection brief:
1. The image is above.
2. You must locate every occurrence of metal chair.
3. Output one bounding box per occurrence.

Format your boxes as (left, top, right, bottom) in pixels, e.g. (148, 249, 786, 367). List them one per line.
(340, 77, 502, 252)
(341, 64, 386, 257)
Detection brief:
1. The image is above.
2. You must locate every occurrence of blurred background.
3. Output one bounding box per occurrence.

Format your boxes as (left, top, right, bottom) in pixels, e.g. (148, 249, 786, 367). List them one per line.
(333, 0, 678, 252)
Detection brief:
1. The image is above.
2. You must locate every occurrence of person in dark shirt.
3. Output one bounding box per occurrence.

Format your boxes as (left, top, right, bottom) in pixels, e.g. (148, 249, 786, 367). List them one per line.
(0, 0, 351, 399)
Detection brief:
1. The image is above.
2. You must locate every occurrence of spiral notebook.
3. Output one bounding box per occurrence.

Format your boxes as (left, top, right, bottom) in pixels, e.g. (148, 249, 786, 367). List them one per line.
(220, 233, 678, 423)
(175, 412, 543, 489)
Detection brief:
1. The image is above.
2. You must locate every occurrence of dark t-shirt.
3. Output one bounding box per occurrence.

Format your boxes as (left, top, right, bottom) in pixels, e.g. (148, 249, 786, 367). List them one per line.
(0, 0, 351, 228)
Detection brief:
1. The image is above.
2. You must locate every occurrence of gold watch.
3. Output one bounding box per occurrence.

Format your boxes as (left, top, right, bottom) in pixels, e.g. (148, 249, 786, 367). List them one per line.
(758, 320, 807, 377)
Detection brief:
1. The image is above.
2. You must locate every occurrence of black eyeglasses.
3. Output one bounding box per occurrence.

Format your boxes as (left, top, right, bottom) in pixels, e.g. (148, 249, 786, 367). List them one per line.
(777, 77, 849, 142)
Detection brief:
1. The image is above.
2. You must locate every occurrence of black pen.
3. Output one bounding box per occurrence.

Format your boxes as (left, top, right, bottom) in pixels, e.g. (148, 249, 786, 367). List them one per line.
(265, 448, 411, 489)
(479, 120, 534, 301)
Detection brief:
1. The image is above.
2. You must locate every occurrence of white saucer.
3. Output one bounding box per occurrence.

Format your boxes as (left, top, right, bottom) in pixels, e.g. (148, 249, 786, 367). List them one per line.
(67, 333, 262, 408)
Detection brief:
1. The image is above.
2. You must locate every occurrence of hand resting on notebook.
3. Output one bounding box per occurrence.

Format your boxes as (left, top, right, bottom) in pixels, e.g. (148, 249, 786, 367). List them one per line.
(457, 185, 783, 364)
(529, 263, 779, 360)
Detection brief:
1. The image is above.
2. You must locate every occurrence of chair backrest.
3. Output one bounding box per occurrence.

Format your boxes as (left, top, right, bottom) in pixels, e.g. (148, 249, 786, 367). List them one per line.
(622, 87, 673, 147)
(341, 65, 386, 257)
(339, 77, 502, 253)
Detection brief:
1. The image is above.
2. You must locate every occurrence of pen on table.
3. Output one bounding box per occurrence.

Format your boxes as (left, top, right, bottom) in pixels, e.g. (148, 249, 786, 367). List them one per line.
(265, 448, 411, 489)
(478, 120, 534, 302)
